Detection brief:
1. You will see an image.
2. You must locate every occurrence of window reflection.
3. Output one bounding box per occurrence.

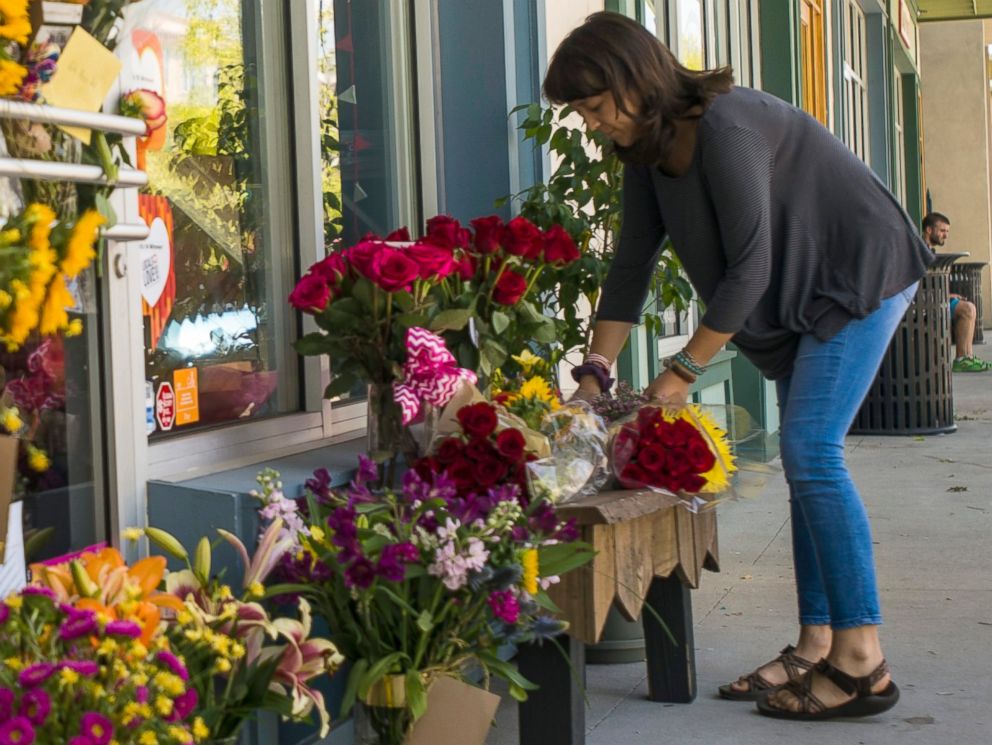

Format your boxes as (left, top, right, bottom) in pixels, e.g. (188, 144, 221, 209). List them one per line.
(117, 0, 293, 437)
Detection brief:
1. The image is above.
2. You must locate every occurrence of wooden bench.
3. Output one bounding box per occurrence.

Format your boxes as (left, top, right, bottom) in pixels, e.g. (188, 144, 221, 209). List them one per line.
(517, 489, 720, 745)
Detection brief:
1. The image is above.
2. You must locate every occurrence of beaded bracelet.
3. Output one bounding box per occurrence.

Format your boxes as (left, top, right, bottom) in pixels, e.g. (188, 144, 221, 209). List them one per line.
(571, 363, 615, 393)
(585, 353, 612, 372)
(673, 349, 705, 377)
(662, 356, 697, 384)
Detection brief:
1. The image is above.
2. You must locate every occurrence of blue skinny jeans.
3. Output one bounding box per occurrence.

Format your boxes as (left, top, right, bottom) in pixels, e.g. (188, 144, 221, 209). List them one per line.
(775, 283, 917, 629)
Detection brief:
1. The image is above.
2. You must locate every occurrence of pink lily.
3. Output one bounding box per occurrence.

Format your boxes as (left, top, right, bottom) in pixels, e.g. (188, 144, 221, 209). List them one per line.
(258, 598, 343, 737)
(217, 518, 294, 589)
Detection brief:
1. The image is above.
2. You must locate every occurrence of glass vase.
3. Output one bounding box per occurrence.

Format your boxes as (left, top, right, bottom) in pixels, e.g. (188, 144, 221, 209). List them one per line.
(354, 675, 413, 745)
(366, 383, 420, 484)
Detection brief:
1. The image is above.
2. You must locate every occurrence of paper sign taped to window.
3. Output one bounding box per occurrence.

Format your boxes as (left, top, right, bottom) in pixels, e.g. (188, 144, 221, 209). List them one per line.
(174, 367, 200, 426)
(41, 27, 123, 144)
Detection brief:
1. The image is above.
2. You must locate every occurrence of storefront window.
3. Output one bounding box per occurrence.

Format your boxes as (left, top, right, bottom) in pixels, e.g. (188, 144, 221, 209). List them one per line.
(318, 0, 412, 251)
(317, 0, 416, 403)
(676, 0, 705, 70)
(116, 0, 297, 439)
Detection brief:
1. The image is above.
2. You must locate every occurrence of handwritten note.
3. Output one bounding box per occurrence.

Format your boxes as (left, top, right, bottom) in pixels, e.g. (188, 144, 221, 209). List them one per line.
(41, 27, 122, 144)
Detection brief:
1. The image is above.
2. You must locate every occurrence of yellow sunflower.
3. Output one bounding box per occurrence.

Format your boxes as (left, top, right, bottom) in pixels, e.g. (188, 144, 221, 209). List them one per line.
(0, 58, 27, 97)
(0, 0, 31, 45)
(518, 375, 558, 406)
(667, 404, 736, 493)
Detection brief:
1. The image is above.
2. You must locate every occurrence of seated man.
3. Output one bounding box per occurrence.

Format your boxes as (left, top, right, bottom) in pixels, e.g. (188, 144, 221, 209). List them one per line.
(922, 212, 990, 371)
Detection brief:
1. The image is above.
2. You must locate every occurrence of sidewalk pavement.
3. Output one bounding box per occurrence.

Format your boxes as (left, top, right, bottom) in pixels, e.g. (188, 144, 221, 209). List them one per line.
(490, 343, 992, 744)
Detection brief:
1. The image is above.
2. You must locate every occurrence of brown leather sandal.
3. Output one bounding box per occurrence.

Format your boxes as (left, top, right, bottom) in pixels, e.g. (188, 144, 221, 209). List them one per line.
(756, 658, 899, 720)
(718, 645, 818, 701)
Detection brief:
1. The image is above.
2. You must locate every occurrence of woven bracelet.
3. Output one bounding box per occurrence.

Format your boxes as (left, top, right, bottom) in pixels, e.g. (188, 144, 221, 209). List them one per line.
(571, 363, 615, 393)
(663, 357, 697, 383)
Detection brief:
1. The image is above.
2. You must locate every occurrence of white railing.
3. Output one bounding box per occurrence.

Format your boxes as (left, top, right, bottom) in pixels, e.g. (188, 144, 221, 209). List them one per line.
(0, 100, 148, 137)
(0, 101, 150, 240)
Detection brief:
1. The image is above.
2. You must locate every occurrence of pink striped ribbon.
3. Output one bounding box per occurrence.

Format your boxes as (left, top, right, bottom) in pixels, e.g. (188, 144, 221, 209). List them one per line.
(393, 327, 477, 425)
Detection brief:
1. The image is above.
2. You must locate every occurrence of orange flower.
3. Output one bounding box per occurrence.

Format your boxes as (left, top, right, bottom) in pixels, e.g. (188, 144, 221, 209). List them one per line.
(30, 546, 182, 641)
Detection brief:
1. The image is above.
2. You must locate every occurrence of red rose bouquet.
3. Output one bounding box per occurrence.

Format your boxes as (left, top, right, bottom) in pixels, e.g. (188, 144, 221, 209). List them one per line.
(416, 214, 581, 384)
(611, 404, 736, 506)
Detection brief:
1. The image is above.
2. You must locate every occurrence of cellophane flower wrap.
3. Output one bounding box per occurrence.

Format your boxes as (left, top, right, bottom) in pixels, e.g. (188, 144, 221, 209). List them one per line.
(491, 353, 609, 504)
(0, 585, 201, 744)
(610, 403, 737, 510)
(525, 401, 610, 504)
(256, 413, 593, 740)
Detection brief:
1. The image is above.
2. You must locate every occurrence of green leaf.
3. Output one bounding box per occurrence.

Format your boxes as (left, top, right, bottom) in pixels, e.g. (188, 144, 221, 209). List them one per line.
(324, 306, 364, 331)
(430, 308, 473, 332)
(491, 310, 510, 335)
(406, 671, 428, 720)
(293, 332, 329, 356)
(94, 193, 117, 226)
(353, 277, 376, 309)
(395, 313, 429, 328)
(481, 338, 507, 368)
(416, 609, 433, 632)
(478, 652, 539, 693)
(340, 659, 368, 717)
(538, 541, 596, 577)
(324, 373, 358, 399)
(357, 651, 408, 701)
(531, 317, 557, 344)
(509, 682, 529, 702)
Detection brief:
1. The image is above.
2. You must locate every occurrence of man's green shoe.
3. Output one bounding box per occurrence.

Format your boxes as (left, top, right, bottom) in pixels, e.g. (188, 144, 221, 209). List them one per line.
(952, 356, 990, 372)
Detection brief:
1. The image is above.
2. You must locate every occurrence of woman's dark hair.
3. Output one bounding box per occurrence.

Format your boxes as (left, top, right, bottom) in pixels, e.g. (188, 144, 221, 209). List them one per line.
(543, 11, 734, 166)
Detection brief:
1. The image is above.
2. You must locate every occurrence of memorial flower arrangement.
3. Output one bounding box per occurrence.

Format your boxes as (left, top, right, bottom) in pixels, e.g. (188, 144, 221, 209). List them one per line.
(490, 350, 561, 431)
(0, 204, 103, 351)
(131, 523, 344, 741)
(289, 214, 581, 398)
(28, 525, 344, 741)
(611, 403, 736, 496)
(1, 205, 103, 483)
(256, 443, 592, 745)
(0, 586, 200, 744)
(417, 215, 579, 380)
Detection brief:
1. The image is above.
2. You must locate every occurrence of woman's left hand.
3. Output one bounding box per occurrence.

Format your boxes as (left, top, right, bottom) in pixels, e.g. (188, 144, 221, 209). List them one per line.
(644, 369, 691, 407)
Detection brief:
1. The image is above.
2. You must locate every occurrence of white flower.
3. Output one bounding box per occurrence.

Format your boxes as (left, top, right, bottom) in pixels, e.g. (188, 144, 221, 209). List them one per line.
(463, 537, 490, 572)
(428, 541, 469, 591)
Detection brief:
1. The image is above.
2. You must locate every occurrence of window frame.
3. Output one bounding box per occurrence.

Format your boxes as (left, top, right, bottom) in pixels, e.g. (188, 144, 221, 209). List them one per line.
(144, 0, 419, 481)
(841, 0, 870, 162)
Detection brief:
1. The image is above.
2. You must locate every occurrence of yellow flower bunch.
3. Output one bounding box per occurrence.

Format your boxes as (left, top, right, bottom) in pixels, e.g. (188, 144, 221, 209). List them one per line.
(0, 0, 30, 96)
(0, 205, 104, 350)
(493, 368, 562, 431)
(0, 0, 31, 44)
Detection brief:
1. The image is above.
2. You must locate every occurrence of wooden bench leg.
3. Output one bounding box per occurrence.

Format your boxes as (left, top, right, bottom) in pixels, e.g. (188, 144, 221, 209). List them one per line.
(642, 574, 696, 703)
(517, 635, 585, 745)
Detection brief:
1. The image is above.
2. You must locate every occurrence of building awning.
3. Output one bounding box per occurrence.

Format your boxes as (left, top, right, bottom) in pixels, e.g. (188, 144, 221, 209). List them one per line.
(918, 0, 992, 22)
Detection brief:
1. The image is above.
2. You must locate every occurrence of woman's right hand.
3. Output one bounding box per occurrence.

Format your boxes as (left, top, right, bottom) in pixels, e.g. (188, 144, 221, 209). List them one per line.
(569, 375, 603, 404)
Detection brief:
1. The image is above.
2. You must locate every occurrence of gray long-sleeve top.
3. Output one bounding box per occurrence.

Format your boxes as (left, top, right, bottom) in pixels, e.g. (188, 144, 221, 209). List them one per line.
(597, 86, 934, 380)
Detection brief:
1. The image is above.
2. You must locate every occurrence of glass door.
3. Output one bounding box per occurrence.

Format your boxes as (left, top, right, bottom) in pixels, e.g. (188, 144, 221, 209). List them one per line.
(0, 268, 108, 563)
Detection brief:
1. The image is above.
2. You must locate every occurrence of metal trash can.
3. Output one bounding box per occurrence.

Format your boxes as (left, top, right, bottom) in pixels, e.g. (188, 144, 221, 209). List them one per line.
(851, 253, 964, 436)
(949, 261, 988, 344)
